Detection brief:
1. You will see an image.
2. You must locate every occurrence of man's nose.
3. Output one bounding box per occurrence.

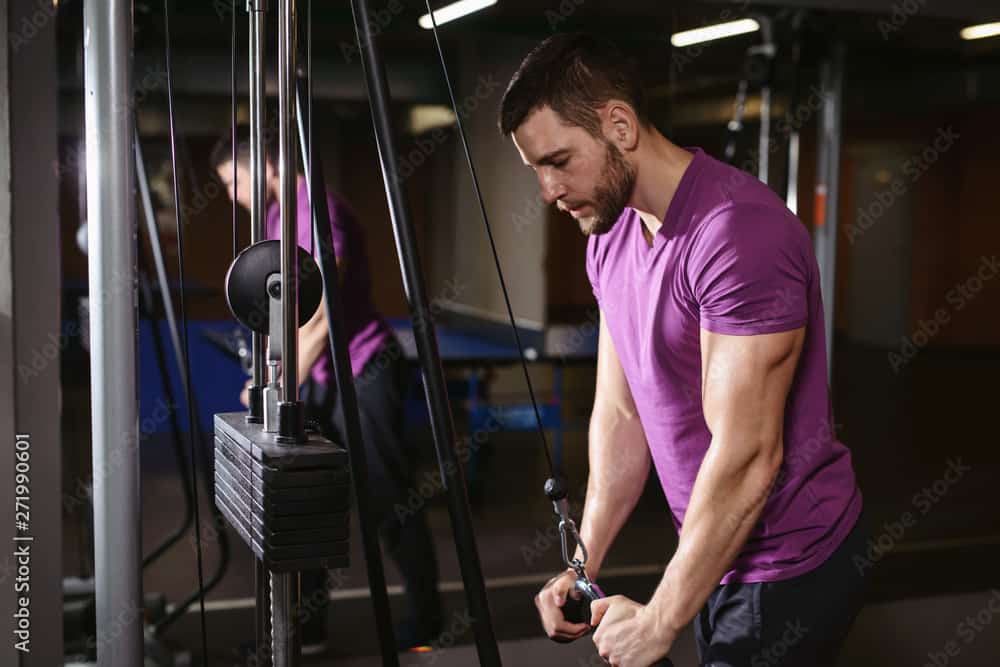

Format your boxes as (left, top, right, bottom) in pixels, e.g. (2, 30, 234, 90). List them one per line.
(539, 173, 566, 205)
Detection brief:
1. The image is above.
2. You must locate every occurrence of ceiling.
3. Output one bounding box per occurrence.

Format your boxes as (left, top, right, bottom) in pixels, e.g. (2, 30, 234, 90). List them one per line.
(53, 0, 1000, 131)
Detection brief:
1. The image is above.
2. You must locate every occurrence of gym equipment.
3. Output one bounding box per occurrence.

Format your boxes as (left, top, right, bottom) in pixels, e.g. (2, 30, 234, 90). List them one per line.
(723, 14, 777, 185)
(83, 0, 681, 663)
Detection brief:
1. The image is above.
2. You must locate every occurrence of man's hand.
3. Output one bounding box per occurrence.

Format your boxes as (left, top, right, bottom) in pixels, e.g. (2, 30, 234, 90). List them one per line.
(591, 595, 673, 667)
(535, 569, 592, 643)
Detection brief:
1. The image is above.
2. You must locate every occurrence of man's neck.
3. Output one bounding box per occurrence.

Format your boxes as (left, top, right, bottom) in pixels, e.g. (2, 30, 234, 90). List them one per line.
(267, 173, 304, 204)
(628, 132, 694, 244)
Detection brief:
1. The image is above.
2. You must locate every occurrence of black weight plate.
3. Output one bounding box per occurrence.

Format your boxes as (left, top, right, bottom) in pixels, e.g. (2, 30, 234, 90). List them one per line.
(224, 240, 323, 334)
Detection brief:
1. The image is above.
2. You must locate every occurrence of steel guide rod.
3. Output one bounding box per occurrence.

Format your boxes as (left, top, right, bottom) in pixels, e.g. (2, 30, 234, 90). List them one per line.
(248, 0, 268, 421)
(278, 0, 298, 407)
(83, 0, 143, 664)
(273, 0, 302, 663)
(348, 0, 502, 663)
(247, 1, 273, 664)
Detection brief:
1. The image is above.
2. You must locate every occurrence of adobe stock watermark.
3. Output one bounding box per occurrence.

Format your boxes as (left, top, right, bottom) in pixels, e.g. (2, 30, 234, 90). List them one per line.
(63, 398, 178, 516)
(545, 0, 585, 31)
(338, 0, 405, 64)
(552, 308, 600, 363)
(888, 255, 999, 373)
(8, 0, 58, 55)
(85, 604, 143, 654)
(417, 608, 475, 665)
(511, 192, 549, 234)
(922, 590, 1000, 667)
(114, 64, 170, 118)
(773, 419, 842, 492)
(751, 619, 810, 667)
(393, 404, 507, 522)
(716, 85, 832, 199)
(212, 0, 237, 19)
(846, 126, 960, 245)
(394, 74, 502, 183)
(519, 482, 586, 567)
(878, 0, 930, 40)
(16, 320, 84, 384)
(853, 458, 971, 574)
(354, 278, 470, 391)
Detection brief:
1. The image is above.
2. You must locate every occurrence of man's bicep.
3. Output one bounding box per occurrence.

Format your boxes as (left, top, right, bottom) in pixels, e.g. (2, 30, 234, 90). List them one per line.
(593, 310, 637, 418)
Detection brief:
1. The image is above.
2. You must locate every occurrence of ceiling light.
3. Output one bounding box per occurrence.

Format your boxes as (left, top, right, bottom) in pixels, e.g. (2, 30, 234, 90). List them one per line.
(671, 18, 760, 48)
(960, 22, 1000, 41)
(418, 0, 498, 30)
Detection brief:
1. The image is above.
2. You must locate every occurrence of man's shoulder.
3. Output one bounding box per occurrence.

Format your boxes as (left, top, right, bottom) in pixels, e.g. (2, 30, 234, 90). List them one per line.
(686, 197, 808, 255)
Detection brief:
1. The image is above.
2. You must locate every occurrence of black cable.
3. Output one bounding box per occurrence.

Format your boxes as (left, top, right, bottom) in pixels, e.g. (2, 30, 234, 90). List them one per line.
(231, 0, 238, 261)
(162, 0, 210, 662)
(423, 3, 556, 478)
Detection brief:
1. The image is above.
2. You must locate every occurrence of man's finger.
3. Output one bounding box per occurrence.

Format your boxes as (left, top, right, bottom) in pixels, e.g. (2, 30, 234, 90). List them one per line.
(546, 621, 591, 643)
(590, 597, 611, 626)
(541, 601, 590, 635)
(538, 596, 590, 641)
(546, 579, 571, 608)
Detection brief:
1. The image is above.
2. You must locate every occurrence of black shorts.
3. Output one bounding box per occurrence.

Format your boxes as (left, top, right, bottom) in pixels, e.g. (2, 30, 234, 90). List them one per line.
(696, 511, 870, 667)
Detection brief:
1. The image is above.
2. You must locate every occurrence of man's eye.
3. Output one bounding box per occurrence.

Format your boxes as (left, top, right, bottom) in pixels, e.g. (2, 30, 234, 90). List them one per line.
(553, 159, 568, 168)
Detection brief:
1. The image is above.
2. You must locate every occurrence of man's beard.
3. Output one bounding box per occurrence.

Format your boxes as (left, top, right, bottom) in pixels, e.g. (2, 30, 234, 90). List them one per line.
(577, 141, 636, 236)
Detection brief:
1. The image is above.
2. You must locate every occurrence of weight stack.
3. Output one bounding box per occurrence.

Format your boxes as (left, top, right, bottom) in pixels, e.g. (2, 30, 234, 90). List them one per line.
(213, 412, 351, 572)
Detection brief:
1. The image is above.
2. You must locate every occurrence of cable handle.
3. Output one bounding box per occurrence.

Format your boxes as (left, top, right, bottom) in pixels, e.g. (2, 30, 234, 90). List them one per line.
(546, 478, 673, 666)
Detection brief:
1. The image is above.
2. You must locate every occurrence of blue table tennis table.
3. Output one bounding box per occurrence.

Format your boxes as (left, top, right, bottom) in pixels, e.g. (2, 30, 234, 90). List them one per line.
(387, 302, 599, 473)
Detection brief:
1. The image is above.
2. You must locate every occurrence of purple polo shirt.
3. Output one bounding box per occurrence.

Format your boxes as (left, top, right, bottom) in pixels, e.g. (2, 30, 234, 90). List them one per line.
(266, 179, 391, 381)
(586, 148, 861, 584)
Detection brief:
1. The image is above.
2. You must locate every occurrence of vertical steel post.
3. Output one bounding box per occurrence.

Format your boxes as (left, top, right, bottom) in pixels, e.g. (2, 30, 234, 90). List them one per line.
(83, 0, 142, 664)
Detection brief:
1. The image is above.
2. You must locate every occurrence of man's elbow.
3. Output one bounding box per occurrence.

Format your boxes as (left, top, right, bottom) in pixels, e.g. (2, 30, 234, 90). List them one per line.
(588, 399, 640, 439)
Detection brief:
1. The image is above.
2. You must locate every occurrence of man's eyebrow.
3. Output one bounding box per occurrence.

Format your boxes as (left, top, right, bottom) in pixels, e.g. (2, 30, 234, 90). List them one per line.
(535, 148, 571, 166)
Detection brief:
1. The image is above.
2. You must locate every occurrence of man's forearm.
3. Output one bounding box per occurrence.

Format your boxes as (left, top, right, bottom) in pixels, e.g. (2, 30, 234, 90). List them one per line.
(575, 406, 651, 578)
(646, 435, 781, 634)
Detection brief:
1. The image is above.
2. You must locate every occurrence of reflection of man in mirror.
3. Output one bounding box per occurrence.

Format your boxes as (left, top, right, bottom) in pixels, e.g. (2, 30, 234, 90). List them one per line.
(211, 127, 443, 653)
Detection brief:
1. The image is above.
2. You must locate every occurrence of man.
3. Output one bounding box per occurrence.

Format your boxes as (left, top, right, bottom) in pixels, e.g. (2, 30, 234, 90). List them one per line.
(499, 35, 867, 666)
(210, 129, 443, 651)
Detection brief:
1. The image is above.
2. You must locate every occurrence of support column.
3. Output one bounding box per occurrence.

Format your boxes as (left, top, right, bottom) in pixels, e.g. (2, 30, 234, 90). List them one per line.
(84, 0, 143, 665)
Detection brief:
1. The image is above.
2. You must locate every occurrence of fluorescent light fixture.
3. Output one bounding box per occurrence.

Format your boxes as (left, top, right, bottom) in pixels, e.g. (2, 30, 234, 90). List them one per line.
(408, 105, 457, 134)
(419, 0, 498, 29)
(671, 18, 760, 48)
(960, 22, 1000, 41)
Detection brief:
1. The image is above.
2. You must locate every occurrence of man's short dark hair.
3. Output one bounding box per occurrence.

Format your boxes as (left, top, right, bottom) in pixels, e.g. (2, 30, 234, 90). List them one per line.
(499, 33, 649, 138)
(208, 124, 278, 172)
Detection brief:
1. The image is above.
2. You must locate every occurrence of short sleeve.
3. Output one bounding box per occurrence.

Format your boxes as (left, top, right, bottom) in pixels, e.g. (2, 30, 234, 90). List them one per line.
(686, 205, 810, 335)
(585, 235, 603, 305)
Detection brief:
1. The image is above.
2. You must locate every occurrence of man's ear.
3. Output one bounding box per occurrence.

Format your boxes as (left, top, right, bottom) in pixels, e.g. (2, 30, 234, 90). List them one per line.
(603, 101, 639, 152)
